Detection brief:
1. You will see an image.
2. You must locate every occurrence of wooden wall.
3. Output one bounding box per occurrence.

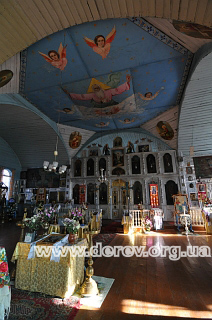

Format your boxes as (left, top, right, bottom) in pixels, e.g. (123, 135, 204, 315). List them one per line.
(178, 49, 212, 156)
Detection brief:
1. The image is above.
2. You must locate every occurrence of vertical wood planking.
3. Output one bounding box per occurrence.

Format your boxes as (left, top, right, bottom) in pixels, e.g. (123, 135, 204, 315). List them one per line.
(133, 0, 142, 17)
(163, 0, 171, 19)
(186, 0, 198, 22)
(170, 0, 180, 20)
(47, 0, 71, 29)
(203, 0, 212, 26)
(178, 0, 189, 21)
(194, 0, 208, 25)
(148, 0, 156, 16)
(86, 0, 101, 20)
(0, 54, 20, 94)
(80, 0, 94, 21)
(15, 0, 48, 38)
(72, 0, 89, 23)
(1, 0, 36, 45)
(110, 0, 121, 18)
(156, 0, 164, 18)
(118, 0, 128, 17)
(102, 0, 114, 18)
(94, 0, 108, 20)
(140, 0, 149, 16)
(126, 0, 135, 17)
(178, 52, 212, 155)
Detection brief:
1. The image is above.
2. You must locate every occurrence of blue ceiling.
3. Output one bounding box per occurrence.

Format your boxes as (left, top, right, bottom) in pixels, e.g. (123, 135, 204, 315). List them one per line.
(21, 17, 192, 132)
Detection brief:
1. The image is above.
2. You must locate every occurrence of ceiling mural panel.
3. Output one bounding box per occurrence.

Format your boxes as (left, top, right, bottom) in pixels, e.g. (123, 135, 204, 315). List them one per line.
(20, 17, 192, 133)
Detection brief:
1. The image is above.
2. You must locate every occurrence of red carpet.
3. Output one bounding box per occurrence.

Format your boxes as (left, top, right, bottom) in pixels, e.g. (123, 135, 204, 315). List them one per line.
(9, 288, 81, 320)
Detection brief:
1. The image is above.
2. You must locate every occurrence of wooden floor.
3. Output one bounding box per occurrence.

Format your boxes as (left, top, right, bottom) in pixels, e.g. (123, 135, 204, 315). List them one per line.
(76, 232, 212, 320)
(1, 221, 212, 320)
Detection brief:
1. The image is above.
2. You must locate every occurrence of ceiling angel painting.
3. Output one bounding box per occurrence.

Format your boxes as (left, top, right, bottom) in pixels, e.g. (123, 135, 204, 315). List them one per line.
(20, 18, 192, 132)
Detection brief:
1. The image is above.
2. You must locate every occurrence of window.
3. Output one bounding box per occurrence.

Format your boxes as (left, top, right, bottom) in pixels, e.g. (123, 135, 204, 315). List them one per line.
(1, 169, 12, 200)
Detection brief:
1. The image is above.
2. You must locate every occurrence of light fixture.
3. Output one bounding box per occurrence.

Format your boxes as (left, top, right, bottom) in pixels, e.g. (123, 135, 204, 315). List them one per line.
(43, 126, 67, 175)
(98, 168, 107, 183)
(97, 113, 108, 183)
(43, 135, 67, 174)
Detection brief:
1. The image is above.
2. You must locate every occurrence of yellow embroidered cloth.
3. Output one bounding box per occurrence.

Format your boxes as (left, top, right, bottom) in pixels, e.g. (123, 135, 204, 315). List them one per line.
(121, 216, 132, 234)
(11, 238, 87, 298)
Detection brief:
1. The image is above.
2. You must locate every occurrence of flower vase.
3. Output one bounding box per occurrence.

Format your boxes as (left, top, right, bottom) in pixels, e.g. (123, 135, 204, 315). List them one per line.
(29, 230, 37, 242)
(68, 233, 77, 244)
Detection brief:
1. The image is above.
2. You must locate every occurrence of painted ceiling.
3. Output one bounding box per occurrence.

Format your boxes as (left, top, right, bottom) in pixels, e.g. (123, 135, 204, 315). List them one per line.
(21, 17, 192, 133)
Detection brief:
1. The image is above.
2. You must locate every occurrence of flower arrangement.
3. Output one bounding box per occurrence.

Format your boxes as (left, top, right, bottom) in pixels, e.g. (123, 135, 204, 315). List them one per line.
(39, 207, 56, 223)
(23, 215, 41, 231)
(144, 217, 153, 231)
(63, 218, 80, 234)
(68, 208, 83, 221)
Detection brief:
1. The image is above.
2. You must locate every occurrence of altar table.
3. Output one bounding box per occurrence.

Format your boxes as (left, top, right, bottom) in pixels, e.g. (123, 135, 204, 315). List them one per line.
(11, 238, 87, 298)
(0, 247, 11, 320)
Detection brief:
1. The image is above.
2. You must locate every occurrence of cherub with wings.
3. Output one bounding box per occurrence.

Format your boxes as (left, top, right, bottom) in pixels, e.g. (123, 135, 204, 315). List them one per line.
(39, 43, 67, 71)
(84, 26, 116, 60)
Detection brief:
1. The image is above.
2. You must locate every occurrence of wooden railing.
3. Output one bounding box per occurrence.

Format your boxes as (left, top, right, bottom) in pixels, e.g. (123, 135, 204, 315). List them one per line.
(128, 210, 150, 229)
(189, 207, 204, 226)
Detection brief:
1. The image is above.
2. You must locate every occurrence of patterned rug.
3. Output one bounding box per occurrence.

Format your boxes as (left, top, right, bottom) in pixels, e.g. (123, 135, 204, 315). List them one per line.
(9, 288, 81, 320)
(93, 233, 116, 246)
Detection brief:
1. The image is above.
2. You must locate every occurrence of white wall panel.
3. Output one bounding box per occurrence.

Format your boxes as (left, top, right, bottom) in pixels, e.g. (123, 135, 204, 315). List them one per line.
(178, 50, 212, 156)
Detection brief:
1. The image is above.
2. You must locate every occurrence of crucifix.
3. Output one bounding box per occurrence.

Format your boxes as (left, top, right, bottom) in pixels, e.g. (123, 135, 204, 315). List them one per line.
(121, 182, 133, 215)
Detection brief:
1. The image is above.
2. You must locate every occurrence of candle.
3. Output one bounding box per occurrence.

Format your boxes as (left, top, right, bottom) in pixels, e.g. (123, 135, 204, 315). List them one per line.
(183, 206, 185, 214)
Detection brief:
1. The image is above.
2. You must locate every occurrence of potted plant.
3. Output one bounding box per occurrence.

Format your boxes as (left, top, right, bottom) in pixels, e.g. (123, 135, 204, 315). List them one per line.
(63, 218, 80, 243)
(23, 215, 41, 241)
(144, 217, 153, 232)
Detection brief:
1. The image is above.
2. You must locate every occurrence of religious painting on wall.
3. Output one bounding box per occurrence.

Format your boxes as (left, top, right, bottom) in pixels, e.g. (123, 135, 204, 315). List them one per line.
(79, 185, 86, 204)
(190, 193, 197, 201)
(163, 153, 173, 173)
(36, 188, 46, 204)
(26, 168, 60, 188)
(193, 156, 212, 179)
(186, 167, 193, 174)
(173, 194, 188, 214)
(172, 21, 212, 39)
(156, 121, 174, 140)
(89, 149, 99, 156)
(150, 184, 159, 208)
(112, 149, 124, 167)
(113, 137, 122, 148)
(69, 131, 82, 149)
(147, 154, 157, 173)
(84, 25, 116, 60)
(39, 42, 68, 71)
(112, 167, 125, 175)
(138, 145, 149, 152)
(197, 183, 207, 201)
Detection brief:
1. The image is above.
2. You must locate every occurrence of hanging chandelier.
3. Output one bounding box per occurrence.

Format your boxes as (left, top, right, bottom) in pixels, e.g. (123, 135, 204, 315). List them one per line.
(43, 127, 67, 175)
(98, 168, 107, 183)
